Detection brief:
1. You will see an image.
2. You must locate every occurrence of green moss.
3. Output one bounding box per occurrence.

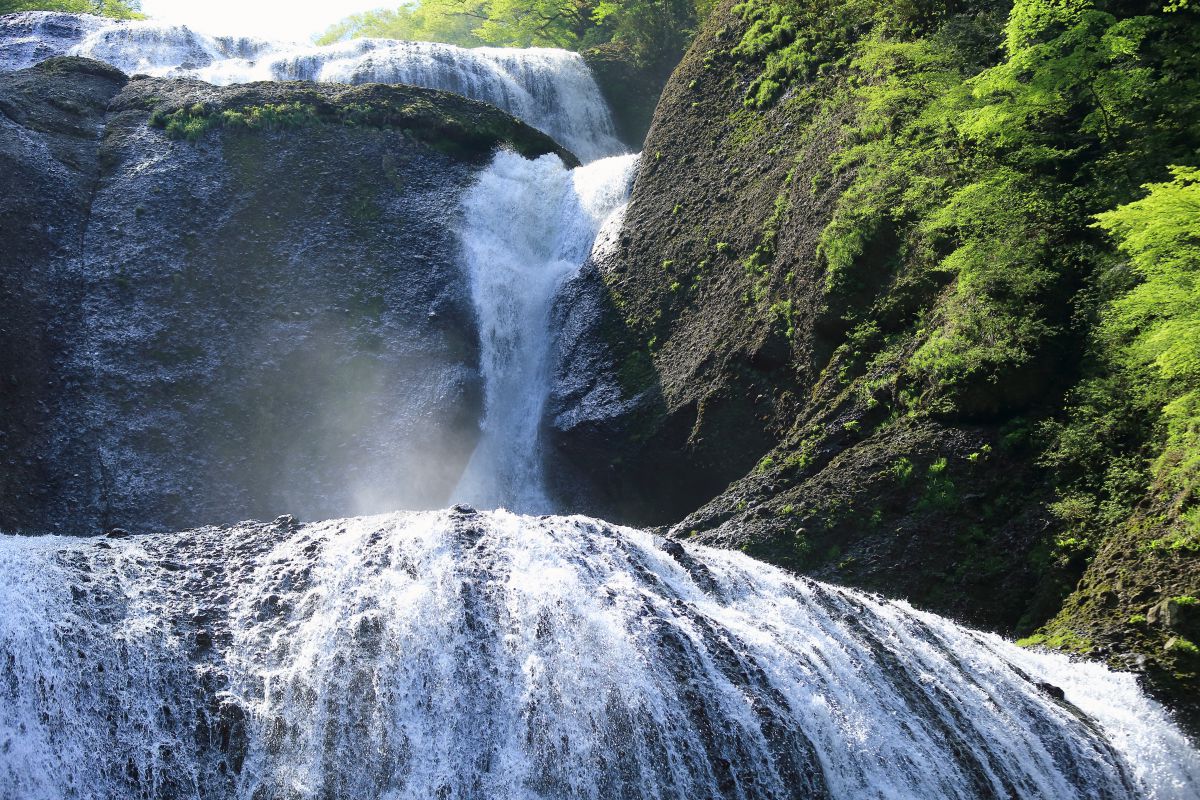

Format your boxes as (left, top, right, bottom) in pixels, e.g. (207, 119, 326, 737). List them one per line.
(1016, 628, 1094, 654)
(1167, 637, 1200, 656)
(145, 90, 566, 162)
(617, 350, 656, 396)
(889, 456, 914, 485)
(730, 0, 866, 109)
(742, 177, 794, 305)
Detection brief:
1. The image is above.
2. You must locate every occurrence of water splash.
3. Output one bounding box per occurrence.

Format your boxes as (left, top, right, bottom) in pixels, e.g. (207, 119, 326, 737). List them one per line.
(0, 11, 625, 161)
(1, 511, 1197, 799)
(452, 152, 638, 513)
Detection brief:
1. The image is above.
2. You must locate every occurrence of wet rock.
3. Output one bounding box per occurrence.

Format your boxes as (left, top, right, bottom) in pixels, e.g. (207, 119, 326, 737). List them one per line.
(1036, 681, 1066, 702)
(272, 514, 299, 531)
(0, 61, 519, 535)
(1148, 599, 1182, 630)
(658, 537, 686, 559)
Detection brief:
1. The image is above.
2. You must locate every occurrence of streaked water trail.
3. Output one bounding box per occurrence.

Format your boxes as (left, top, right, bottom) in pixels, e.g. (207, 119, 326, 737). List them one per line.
(1, 511, 1197, 800)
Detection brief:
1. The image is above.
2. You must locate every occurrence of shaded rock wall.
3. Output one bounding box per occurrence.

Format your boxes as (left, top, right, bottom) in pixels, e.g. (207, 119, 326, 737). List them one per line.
(0, 57, 563, 535)
(546, 0, 1199, 729)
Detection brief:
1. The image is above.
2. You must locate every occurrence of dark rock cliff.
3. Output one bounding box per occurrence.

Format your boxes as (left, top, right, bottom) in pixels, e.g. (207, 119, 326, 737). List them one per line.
(547, 0, 1199, 729)
(0, 57, 566, 535)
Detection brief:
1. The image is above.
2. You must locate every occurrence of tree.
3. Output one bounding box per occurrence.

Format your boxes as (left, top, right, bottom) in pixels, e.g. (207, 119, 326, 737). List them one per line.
(0, 0, 143, 18)
(318, 0, 710, 68)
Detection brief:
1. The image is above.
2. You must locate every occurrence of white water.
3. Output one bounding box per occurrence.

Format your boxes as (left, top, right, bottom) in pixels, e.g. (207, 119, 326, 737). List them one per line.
(0, 511, 1197, 800)
(3, 11, 1200, 799)
(452, 151, 638, 513)
(0, 11, 625, 161)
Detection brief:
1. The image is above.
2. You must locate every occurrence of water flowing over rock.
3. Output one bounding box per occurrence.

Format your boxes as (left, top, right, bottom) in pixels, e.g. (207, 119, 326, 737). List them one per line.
(0, 510, 1196, 800)
(453, 152, 639, 512)
(3, 11, 1200, 798)
(0, 58, 577, 535)
(0, 11, 625, 161)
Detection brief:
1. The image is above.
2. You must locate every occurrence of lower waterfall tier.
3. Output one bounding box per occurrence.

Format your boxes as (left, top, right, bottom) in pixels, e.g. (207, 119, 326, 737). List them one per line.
(1, 510, 1196, 799)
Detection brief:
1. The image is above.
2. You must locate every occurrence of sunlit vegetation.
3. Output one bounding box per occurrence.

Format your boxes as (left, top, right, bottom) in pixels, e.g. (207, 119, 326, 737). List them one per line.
(0, 0, 143, 19)
(726, 0, 1200, 576)
(318, 0, 716, 70)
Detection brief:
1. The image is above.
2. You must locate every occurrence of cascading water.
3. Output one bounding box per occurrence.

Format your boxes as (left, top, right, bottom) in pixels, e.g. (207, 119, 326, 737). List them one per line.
(452, 151, 639, 513)
(3, 10, 1200, 800)
(1, 510, 1197, 800)
(0, 12, 624, 161)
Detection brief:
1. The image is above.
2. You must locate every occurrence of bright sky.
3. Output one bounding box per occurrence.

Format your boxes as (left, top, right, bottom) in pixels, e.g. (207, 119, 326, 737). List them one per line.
(138, 0, 393, 42)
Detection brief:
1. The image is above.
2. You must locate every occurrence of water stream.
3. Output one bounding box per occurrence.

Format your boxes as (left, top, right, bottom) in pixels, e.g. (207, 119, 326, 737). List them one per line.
(1, 511, 1197, 800)
(1, 11, 1199, 800)
(452, 151, 638, 512)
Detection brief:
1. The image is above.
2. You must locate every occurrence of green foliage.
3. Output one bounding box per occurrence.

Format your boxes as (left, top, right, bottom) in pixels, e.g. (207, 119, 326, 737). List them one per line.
(318, 0, 710, 69)
(150, 102, 318, 142)
(1088, 168, 1200, 523)
(1167, 637, 1200, 655)
(317, 3, 486, 48)
(888, 456, 914, 486)
(0, 0, 142, 18)
(723, 0, 1197, 617)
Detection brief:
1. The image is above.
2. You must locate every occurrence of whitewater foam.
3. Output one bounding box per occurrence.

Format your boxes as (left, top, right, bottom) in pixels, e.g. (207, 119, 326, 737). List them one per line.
(452, 151, 639, 512)
(0, 11, 625, 161)
(1, 511, 1196, 800)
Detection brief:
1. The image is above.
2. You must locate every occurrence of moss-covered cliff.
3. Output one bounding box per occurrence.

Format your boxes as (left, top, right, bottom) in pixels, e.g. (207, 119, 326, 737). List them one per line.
(555, 0, 1200, 727)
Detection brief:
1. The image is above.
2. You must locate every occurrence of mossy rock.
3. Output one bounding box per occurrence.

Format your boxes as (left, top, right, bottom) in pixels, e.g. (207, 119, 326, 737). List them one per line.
(118, 76, 578, 166)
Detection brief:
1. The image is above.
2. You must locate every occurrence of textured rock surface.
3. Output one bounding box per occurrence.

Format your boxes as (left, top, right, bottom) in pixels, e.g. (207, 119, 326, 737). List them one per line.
(0, 57, 564, 535)
(545, 0, 1198, 729)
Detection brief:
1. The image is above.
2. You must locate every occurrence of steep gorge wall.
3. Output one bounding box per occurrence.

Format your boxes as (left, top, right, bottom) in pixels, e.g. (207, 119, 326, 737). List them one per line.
(550, 0, 1200, 726)
(0, 57, 567, 535)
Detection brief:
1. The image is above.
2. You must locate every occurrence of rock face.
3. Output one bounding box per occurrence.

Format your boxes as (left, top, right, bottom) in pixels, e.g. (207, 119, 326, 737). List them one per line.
(545, 0, 1199, 728)
(0, 57, 566, 535)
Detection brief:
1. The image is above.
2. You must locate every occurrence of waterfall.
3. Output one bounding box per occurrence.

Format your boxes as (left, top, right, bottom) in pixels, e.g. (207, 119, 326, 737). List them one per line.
(0, 510, 1196, 800)
(452, 152, 639, 512)
(0, 12, 625, 161)
(3, 11, 1200, 800)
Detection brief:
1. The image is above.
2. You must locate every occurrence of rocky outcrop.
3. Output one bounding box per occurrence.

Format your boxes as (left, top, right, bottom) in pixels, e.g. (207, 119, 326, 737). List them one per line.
(0, 57, 565, 535)
(547, 0, 1198, 728)
(582, 43, 672, 150)
(0, 56, 126, 535)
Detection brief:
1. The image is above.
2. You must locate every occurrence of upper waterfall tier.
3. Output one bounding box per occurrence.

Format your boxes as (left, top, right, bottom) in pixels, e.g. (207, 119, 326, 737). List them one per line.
(1, 510, 1197, 799)
(0, 11, 625, 161)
